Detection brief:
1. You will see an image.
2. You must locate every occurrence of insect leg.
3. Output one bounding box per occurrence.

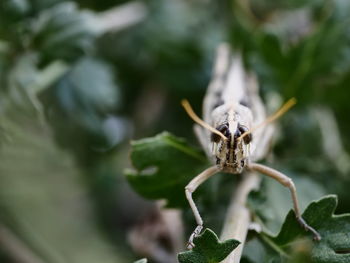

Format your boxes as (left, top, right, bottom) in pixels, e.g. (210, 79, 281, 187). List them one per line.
(185, 165, 220, 249)
(247, 162, 321, 241)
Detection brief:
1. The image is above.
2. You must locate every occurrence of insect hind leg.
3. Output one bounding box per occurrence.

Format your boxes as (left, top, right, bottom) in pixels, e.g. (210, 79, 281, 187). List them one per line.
(248, 162, 321, 241)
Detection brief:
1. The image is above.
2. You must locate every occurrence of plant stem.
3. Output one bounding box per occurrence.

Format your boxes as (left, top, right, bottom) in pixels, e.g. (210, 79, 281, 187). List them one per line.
(220, 172, 260, 263)
(97, 1, 147, 33)
(0, 223, 45, 263)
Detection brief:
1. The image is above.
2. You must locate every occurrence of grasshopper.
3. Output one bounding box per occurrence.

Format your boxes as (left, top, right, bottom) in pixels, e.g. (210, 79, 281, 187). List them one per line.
(182, 43, 321, 248)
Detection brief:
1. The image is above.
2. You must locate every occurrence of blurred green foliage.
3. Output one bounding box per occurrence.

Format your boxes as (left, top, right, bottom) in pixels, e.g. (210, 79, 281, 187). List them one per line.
(1, 0, 350, 262)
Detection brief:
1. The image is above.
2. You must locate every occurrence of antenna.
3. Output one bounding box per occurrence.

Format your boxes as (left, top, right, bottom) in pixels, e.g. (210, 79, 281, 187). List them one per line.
(238, 98, 297, 141)
(181, 99, 227, 141)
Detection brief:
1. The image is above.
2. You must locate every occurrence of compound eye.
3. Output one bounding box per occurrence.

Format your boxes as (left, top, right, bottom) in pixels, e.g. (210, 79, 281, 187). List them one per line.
(210, 124, 229, 143)
(243, 133, 252, 144)
(238, 124, 252, 144)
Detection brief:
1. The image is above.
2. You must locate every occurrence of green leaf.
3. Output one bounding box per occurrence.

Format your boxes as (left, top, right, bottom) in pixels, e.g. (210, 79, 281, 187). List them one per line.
(125, 132, 208, 208)
(262, 195, 350, 263)
(247, 173, 348, 263)
(32, 2, 98, 64)
(178, 228, 240, 263)
(55, 57, 119, 112)
(0, 0, 30, 19)
(44, 56, 122, 152)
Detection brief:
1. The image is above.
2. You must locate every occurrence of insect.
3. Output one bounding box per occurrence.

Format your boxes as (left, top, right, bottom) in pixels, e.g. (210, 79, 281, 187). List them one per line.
(182, 43, 321, 249)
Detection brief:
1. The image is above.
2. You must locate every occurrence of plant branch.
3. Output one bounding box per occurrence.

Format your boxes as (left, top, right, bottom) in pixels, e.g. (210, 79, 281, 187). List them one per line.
(220, 172, 260, 263)
(97, 1, 147, 33)
(0, 223, 45, 263)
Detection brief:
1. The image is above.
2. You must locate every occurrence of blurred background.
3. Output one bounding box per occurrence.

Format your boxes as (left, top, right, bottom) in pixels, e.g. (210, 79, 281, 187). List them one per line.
(1, 0, 350, 262)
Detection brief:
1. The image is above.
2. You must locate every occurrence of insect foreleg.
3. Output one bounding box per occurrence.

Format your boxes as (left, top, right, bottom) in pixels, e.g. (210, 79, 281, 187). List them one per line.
(185, 165, 220, 248)
(247, 162, 321, 241)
